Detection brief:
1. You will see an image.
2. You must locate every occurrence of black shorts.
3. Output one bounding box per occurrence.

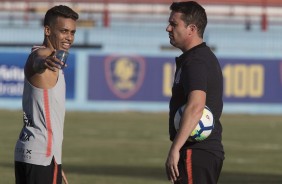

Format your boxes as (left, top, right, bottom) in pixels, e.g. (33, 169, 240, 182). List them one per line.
(15, 158, 62, 184)
(175, 149, 223, 184)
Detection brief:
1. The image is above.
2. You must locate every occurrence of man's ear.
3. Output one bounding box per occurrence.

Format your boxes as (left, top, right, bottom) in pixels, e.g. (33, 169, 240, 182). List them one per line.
(44, 26, 51, 36)
(187, 24, 197, 36)
(189, 25, 197, 32)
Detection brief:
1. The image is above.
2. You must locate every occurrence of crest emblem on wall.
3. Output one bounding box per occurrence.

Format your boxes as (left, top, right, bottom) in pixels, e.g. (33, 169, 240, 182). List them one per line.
(104, 55, 146, 99)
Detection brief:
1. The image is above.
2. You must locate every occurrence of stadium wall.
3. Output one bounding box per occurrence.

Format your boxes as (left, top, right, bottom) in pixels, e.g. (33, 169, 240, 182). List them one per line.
(1, 47, 282, 114)
(1, 1, 282, 114)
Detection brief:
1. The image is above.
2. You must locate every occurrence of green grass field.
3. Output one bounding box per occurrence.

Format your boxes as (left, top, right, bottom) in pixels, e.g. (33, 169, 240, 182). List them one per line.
(1, 110, 282, 184)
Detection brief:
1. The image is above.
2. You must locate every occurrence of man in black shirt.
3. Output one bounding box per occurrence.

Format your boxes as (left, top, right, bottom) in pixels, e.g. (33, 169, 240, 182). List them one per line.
(165, 1, 224, 184)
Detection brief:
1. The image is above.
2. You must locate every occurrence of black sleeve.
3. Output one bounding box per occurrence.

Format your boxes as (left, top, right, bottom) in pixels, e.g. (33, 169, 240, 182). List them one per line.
(181, 60, 208, 96)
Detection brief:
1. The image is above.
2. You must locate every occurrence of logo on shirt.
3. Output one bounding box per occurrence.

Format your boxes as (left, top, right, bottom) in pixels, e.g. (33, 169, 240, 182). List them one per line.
(15, 148, 32, 160)
(104, 55, 146, 99)
(174, 68, 182, 84)
(19, 129, 34, 142)
(23, 112, 34, 127)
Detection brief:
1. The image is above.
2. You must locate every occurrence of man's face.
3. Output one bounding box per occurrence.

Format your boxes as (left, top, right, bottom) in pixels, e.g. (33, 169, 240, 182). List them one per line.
(46, 16, 77, 51)
(166, 11, 190, 51)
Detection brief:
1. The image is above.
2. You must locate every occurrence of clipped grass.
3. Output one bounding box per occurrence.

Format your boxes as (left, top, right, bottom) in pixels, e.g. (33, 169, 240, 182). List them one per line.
(0, 110, 282, 183)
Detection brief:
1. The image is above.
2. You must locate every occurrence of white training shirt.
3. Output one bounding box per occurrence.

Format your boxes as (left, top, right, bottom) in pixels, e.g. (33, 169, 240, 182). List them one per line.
(15, 47, 66, 166)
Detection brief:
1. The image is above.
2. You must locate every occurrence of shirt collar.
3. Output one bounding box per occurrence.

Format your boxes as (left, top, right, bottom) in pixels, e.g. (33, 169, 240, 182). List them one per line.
(175, 42, 206, 67)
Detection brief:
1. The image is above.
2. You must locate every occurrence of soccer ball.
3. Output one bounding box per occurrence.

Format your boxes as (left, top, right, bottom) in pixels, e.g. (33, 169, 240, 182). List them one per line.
(174, 105, 214, 142)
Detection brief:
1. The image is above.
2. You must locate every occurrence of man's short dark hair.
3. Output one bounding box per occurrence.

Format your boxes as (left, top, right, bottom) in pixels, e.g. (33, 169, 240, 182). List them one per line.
(170, 1, 207, 38)
(44, 5, 79, 26)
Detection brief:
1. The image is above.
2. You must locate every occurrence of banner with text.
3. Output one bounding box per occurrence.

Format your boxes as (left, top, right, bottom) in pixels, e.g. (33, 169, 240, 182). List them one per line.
(0, 52, 76, 99)
(88, 55, 282, 103)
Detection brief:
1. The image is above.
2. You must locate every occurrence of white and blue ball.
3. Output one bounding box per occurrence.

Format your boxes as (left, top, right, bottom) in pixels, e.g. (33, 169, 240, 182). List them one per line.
(174, 105, 214, 142)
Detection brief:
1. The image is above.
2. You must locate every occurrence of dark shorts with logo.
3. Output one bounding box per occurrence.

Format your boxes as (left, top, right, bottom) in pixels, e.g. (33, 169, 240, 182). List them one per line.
(175, 149, 223, 184)
(15, 157, 62, 184)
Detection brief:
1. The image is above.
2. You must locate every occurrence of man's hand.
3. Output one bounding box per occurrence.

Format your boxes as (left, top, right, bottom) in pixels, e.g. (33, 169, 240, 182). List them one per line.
(43, 50, 64, 71)
(165, 148, 180, 183)
(34, 50, 66, 73)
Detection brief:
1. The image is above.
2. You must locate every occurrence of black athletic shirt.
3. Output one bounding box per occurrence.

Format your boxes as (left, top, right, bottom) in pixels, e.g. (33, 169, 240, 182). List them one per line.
(169, 42, 224, 160)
